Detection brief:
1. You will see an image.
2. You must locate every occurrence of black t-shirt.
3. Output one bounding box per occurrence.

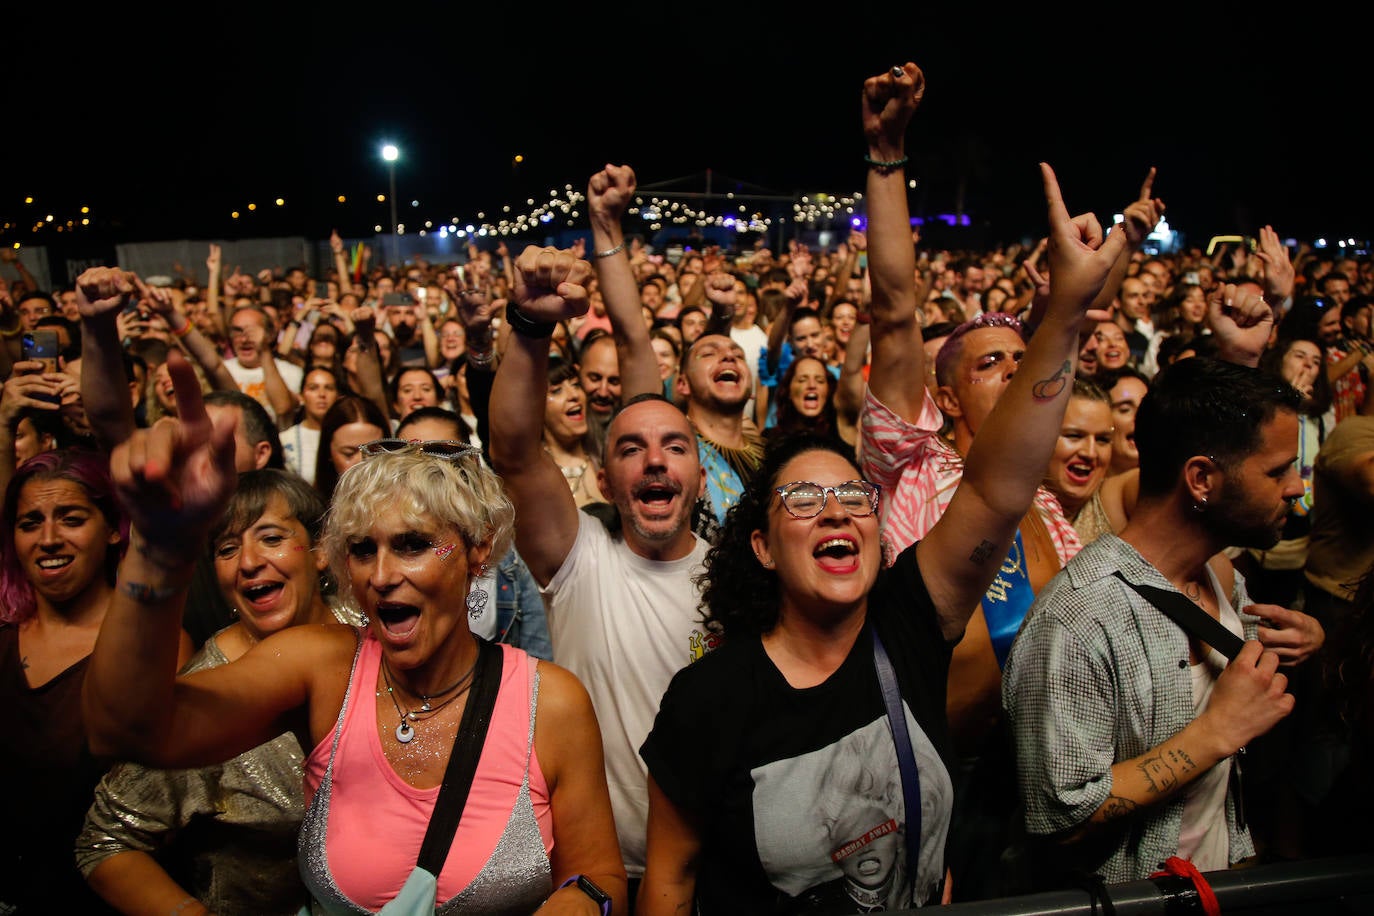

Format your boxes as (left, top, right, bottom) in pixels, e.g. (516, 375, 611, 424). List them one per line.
(640, 545, 955, 914)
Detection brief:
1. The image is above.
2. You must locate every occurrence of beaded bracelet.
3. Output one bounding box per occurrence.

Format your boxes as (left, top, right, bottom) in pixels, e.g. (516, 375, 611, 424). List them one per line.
(864, 154, 909, 173)
(595, 241, 626, 259)
(504, 304, 555, 338)
(467, 346, 495, 369)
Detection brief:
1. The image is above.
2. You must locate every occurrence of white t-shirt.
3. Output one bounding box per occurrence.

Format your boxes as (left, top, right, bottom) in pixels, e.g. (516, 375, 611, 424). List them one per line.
(731, 322, 770, 422)
(224, 357, 304, 421)
(541, 512, 712, 877)
(281, 423, 321, 484)
(1177, 568, 1245, 870)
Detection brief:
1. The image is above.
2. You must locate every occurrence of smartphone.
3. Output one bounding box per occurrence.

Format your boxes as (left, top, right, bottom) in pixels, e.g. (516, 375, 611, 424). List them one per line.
(21, 330, 63, 404)
(314, 281, 329, 299)
(381, 292, 411, 308)
(22, 329, 62, 373)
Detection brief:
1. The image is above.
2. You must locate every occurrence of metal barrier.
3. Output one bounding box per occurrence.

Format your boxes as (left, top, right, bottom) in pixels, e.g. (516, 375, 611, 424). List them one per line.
(930, 854, 1374, 915)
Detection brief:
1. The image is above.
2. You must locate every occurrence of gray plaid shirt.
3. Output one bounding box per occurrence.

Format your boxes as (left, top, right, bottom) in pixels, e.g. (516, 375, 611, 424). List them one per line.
(1002, 533, 1258, 883)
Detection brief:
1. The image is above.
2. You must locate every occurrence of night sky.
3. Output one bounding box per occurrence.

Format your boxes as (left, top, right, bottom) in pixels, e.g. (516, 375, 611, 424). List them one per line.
(12, 6, 1374, 255)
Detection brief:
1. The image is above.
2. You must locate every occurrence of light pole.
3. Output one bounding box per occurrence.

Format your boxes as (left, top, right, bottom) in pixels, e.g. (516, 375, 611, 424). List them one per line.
(381, 143, 399, 266)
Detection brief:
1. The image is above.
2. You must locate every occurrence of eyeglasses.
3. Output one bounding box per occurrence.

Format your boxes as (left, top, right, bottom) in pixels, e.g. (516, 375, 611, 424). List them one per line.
(358, 438, 479, 462)
(774, 480, 881, 519)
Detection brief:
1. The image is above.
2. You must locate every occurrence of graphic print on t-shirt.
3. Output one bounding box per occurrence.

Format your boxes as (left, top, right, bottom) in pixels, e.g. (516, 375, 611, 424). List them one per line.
(751, 712, 951, 911)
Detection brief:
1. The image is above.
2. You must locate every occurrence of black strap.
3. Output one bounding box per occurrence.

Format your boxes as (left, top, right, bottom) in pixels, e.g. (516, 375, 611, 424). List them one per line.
(1112, 571, 1245, 660)
(871, 629, 923, 894)
(415, 637, 503, 874)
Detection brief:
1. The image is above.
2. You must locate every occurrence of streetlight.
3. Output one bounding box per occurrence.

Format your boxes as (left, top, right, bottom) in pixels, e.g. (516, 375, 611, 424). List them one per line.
(381, 143, 399, 265)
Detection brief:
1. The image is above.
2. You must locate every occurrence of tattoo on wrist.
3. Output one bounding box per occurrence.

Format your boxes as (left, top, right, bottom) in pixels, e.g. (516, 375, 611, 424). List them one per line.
(121, 581, 180, 604)
(969, 540, 995, 564)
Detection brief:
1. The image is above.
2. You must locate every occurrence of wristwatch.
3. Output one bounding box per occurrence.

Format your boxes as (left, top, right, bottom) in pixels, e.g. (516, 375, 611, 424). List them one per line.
(559, 874, 612, 916)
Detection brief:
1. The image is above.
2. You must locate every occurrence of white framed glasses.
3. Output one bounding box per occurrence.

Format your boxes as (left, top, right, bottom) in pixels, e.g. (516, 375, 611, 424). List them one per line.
(773, 480, 881, 519)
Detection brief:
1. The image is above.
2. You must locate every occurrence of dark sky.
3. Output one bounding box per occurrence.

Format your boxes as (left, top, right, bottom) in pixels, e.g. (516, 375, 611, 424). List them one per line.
(12, 7, 1374, 254)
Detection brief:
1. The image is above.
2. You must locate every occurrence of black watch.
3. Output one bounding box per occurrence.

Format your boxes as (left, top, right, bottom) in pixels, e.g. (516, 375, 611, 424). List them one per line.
(559, 874, 612, 916)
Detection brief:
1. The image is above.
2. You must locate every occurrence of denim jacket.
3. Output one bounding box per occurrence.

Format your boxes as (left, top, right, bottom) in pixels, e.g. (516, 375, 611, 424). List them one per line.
(495, 546, 553, 661)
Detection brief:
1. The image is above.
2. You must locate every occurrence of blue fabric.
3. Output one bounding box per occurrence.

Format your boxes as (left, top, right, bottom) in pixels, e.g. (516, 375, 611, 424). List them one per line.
(979, 530, 1035, 669)
(495, 547, 553, 661)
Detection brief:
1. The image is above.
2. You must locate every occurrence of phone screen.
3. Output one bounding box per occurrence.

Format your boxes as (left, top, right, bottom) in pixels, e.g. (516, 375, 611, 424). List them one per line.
(22, 329, 62, 372)
(315, 282, 329, 299)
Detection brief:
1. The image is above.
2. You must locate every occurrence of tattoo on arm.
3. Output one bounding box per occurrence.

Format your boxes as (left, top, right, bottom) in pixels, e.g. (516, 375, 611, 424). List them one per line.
(1031, 360, 1071, 401)
(1137, 754, 1179, 794)
(969, 539, 995, 564)
(121, 581, 179, 604)
(1100, 794, 1139, 823)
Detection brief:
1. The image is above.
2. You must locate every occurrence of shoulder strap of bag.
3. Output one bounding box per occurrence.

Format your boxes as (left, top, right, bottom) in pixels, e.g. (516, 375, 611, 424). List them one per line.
(415, 637, 504, 874)
(1112, 571, 1244, 660)
(871, 628, 923, 893)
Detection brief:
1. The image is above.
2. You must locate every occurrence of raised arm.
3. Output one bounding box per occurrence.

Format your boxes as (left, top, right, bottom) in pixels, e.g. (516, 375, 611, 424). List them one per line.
(588, 164, 660, 399)
(144, 283, 238, 393)
(330, 231, 354, 296)
(74, 268, 143, 451)
(863, 62, 927, 422)
(347, 307, 390, 421)
(920, 163, 1128, 640)
(487, 247, 593, 586)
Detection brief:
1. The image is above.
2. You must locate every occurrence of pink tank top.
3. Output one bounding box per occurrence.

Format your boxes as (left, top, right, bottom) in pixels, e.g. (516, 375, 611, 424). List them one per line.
(300, 633, 553, 912)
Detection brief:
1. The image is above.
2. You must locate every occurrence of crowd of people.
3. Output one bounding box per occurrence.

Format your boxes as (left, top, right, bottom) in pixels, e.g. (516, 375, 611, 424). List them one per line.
(1, 60, 1372, 916)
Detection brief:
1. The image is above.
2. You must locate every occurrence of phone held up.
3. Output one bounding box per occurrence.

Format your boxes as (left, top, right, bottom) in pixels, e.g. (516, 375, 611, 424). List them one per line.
(21, 329, 63, 404)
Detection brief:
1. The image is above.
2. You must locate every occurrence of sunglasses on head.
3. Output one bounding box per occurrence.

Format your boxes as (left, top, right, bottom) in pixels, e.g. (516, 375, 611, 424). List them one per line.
(358, 438, 479, 462)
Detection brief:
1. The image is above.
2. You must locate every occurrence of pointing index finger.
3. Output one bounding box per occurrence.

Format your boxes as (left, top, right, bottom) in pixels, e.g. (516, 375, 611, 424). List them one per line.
(1138, 166, 1157, 203)
(1040, 162, 1068, 227)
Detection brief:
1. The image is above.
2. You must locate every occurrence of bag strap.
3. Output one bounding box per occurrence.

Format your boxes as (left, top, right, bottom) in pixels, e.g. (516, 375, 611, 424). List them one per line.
(1111, 571, 1244, 660)
(871, 628, 922, 891)
(415, 637, 503, 874)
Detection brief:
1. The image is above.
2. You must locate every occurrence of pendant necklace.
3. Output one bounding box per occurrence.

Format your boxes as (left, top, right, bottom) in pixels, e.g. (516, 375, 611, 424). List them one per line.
(378, 652, 479, 744)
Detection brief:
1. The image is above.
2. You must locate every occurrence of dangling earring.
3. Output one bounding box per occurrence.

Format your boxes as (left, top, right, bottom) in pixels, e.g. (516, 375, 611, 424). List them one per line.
(467, 564, 491, 620)
(1193, 496, 1208, 514)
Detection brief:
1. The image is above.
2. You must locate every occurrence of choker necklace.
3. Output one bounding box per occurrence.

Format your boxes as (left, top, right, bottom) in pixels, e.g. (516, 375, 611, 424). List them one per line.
(378, 652, 478, 744)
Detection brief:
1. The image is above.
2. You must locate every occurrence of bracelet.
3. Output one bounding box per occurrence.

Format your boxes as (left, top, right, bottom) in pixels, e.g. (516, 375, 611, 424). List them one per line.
(595, 240, 626, 259)
(855, 312, 871, 325)
(504, 304, 555, 338)
(467, 347, 495, 369)
(169, 321, 194, 339)
(864, 154, 909, 173)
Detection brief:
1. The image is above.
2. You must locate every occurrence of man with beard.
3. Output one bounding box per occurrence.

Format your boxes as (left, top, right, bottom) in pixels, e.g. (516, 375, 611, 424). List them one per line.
(584, 162, 763, 541)
(488, 244, 713, 897)
(222, 305, 302, 422)
(1004, 343, 1306, 885)
(576, 331, 623, 459)
(381, 291, 431, 369)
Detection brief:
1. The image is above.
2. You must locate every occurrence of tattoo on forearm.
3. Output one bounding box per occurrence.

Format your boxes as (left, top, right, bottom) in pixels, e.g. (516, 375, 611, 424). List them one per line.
(1100, 795, 1139, 822)
(969, 540, 995, 564)
(1137, 754, 1179, 794)
(1031, 361, 1071, 401)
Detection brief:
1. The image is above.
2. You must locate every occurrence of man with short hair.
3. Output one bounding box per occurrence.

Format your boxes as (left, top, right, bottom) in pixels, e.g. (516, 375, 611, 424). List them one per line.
(223, 305, 302, 421)
(488, 242, 712, 891)
(943, 257, 986, 320)
(1005, 346, 1302, 885)
(576, 331, 622, 458)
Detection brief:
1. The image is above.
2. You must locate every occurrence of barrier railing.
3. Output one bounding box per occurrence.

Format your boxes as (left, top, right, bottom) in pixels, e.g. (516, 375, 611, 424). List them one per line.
(929, 854, 1374, 914)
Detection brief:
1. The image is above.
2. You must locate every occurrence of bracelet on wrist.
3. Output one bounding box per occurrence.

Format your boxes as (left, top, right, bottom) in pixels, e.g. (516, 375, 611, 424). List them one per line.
(505, 304, 555, 338)
(863, 153, 909, 174)
(595, 241, 626, 259)
(169, 320, 194, 339)
(467, 347, 495, 369)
